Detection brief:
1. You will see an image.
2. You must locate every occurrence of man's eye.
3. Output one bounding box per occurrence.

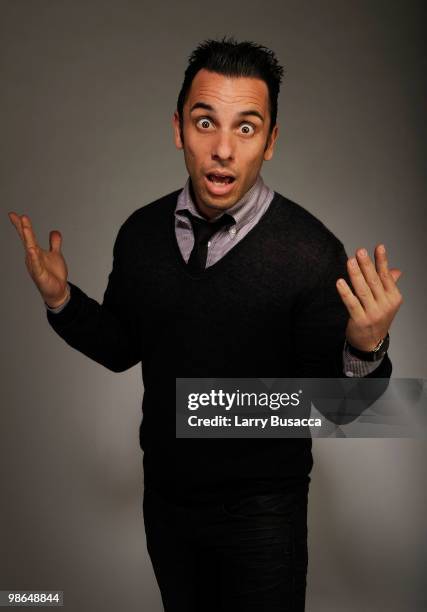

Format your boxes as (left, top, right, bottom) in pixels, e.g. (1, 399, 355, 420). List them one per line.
(240, 123, 255, 135)
(196, 119, 255, 134)
(197, 118, 213, 129)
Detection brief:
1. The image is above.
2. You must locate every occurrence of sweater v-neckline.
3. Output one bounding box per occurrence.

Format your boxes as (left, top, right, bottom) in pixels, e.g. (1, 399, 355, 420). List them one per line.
(169, 191, 285, 280)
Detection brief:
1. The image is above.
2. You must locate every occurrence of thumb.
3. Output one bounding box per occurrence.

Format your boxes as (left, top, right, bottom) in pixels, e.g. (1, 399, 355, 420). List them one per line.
(390, 268, 402, 283)
(49, 230, 62, 253)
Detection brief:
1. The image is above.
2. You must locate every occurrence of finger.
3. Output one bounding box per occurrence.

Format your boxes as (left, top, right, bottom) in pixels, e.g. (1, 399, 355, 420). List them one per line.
(374, 244, 402, 294)
(8, 212, 26, 245)
(390, 268, 402, 283)
(355, 247, 387, 303)
(336, 278, 366, 322)
(374, 243, 388, 274)
(49, 230, 62, 253)
(346, 255, 376, 311)
(387, 268, 404, 307)
(27, 246, 44, 278)
(21, 215, 39, 251)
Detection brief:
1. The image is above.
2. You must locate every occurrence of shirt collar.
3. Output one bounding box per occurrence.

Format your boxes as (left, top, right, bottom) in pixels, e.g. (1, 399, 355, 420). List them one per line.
(175, 174, 272, 231)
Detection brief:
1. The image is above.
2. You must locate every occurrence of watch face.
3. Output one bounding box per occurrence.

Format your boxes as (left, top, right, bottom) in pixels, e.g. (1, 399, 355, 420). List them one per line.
(373, 335, 390, 360)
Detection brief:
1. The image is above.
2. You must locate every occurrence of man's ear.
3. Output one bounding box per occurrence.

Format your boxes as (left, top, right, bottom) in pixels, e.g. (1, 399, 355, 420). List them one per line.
(173, 111, 183, 150)
(263, 124, 279, 161)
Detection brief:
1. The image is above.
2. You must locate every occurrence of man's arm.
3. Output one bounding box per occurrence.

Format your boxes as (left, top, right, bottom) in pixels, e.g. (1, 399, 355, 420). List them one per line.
(292, 239, 393, 379)
(8, 211, 141, 373)
(45, 223, 141, 373)
(291, 239, 393, 424)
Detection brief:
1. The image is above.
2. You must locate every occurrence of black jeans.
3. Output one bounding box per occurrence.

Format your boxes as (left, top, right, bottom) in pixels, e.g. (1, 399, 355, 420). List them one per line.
(143, 482, 309, 611)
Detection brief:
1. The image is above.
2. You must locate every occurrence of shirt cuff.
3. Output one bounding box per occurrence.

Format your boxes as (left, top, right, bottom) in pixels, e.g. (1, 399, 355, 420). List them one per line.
(45, 283, 71, 313)
(342, 342, 384, 377)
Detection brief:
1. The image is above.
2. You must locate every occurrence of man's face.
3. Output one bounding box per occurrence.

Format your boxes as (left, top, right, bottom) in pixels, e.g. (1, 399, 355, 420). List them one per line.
(173, 69, 279, 219)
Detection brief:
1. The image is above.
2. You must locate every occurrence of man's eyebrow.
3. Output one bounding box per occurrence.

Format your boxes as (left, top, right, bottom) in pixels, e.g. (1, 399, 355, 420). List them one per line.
(189, 102, 264, 122)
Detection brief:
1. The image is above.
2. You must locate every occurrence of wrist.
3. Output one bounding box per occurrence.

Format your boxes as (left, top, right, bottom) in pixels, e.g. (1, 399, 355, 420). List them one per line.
(345, 333, 390, 362)
(44, 286, 70, 309)
(349, 337, 384, 352)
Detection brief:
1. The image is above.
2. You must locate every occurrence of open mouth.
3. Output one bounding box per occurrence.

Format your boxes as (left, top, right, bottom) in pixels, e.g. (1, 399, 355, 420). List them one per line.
(207, 174, 235, 184)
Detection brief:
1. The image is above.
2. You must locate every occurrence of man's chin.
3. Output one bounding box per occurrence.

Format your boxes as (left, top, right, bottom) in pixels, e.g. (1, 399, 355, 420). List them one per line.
(189, 178, 241, 216)
(201, 185, 240, 207)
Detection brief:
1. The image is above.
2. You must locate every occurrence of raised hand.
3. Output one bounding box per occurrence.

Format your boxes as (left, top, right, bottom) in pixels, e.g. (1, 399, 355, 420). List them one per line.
(336, 244, 403, 351)
(8, 212, 70, 308)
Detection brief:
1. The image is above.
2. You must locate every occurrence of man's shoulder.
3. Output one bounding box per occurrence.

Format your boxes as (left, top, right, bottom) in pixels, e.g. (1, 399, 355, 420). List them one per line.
(120, 188, 181, 230)
(110, 188, 181, 255)
(272, 191, 345, 252)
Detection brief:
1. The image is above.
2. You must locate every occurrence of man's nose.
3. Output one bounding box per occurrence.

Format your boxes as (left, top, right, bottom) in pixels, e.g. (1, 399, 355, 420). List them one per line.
(211, 131, 235, 161)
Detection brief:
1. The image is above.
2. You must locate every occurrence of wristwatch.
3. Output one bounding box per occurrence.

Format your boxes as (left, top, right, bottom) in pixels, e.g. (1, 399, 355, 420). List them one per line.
(345, 333, 390, 362)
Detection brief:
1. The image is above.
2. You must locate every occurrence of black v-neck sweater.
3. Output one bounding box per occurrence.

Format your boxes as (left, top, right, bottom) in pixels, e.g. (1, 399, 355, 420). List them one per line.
(46, 189, 392, 503)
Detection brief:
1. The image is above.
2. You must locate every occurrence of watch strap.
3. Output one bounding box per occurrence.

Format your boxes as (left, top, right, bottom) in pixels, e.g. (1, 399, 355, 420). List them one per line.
(345, 333, 390, 362)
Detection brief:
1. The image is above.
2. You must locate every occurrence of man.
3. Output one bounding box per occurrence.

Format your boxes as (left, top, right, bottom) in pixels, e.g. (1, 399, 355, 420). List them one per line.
(9, 37, 402, 611)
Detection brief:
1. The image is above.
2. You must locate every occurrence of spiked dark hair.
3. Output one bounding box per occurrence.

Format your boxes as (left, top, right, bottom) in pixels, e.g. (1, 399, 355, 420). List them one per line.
(176, 36, 285, 142)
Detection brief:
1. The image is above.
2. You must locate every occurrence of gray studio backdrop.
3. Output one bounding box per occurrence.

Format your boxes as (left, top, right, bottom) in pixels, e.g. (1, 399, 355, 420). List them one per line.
(1, 1, 426, 611)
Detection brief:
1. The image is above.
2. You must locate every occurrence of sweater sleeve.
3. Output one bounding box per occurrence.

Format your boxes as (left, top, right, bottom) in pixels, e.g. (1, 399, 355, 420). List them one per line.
(45, 222, 141, 373)
(290, 238, 392, 424)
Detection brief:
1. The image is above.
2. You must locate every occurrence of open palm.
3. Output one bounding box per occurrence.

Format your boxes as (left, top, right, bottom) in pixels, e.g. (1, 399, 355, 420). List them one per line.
(8, 212, 69, 308)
